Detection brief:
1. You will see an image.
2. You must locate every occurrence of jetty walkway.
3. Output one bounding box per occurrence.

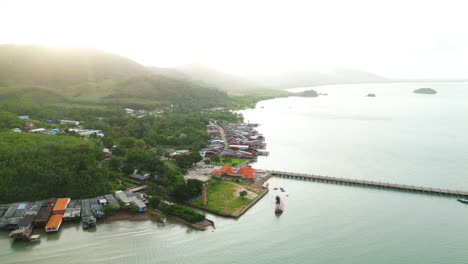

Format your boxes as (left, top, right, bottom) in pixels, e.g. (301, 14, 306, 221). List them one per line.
(268, 170, 468, 198)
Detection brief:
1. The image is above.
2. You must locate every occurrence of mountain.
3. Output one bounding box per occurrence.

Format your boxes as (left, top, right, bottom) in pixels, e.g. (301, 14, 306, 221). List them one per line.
(0, 45, 232, 110)
(0, 45, 148, 89)
(171, 64, 389, 92)
(174, 64, 269, 94)
(242, 69, 389, 89)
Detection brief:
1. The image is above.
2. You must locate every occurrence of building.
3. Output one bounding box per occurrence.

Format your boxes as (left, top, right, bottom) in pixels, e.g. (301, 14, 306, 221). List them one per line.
(128, 170, 150, 185)
(53, 198, 70, 215)
(212, 165, 257, 182)
(129, 197, 146, 212)
(125, 108, 135, 114)
(18, 115, 29, 120)
(12, 128, 22, 133)
(18, 215, 35, 230)
(115, 190, 131, 205)
(25, 122, 36, 129)
(45, 214, 63, 232)
(104, 194, 119, 206)
(30, 128, 46, 133)
(49, 128, 60, 135)
(60, 120, 80, 125)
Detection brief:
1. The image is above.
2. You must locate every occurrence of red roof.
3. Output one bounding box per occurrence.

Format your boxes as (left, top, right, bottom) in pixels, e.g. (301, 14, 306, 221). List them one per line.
(220, 165, 235, 174)
(212, 169, 222, 175)
(236, 166, 257, 179)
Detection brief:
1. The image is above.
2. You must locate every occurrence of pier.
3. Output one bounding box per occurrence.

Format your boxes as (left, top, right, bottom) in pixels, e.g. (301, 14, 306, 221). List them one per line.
(269, 171, 468, 198)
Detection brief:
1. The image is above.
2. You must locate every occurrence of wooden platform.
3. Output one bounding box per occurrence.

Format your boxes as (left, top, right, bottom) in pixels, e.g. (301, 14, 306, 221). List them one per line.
(268, 171, 468, 198)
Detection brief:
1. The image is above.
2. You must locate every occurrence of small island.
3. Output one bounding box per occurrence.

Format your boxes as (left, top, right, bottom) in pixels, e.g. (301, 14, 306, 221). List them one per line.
(295, 90, 319, 97)
(367, 93, 376, 97)
(413, 88, 437, 94)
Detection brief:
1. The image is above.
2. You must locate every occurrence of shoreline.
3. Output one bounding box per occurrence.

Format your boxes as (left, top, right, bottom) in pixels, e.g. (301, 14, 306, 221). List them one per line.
(102, 209, 215, 231)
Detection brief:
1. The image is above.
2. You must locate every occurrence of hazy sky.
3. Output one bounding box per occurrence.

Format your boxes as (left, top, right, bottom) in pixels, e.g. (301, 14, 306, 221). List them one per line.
(1, 0, 467, 78)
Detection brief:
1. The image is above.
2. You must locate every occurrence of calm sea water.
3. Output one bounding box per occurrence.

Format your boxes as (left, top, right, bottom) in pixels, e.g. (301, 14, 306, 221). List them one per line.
(1, 82, 468, 264)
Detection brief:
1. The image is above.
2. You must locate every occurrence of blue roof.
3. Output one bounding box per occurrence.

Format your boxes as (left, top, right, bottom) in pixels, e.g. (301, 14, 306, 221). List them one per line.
(18, 115, 29, 120)
(17, 204, 27, 210)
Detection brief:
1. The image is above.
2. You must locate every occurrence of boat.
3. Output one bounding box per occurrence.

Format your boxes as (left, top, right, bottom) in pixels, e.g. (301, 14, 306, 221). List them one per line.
(457, 199, 468, 204)
(280, 188, 285, 192)
(158, 217, 166, 224)
(275, 196, 284, 214)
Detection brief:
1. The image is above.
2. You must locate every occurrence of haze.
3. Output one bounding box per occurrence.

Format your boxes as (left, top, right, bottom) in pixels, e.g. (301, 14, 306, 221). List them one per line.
(1, 0, 467, 79)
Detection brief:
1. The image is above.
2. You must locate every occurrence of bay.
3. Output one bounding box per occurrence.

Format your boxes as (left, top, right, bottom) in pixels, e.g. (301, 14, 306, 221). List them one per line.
(1, 82, 468, 264)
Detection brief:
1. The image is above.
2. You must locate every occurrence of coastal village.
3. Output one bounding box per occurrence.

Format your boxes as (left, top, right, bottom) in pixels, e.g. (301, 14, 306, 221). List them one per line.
(0, 113, 273, 243)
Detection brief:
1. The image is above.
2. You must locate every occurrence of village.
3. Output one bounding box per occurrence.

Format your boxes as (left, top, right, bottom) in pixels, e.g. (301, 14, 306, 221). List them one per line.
(0, 116, 273, 243)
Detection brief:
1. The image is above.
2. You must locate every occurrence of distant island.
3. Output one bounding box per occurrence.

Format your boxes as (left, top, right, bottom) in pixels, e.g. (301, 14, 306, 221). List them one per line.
(295, 90, 319, 97)
(414, 88, 437, 94)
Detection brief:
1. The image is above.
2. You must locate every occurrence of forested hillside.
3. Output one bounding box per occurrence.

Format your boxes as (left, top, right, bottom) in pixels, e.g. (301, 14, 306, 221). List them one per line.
(0, 132, 112, 203)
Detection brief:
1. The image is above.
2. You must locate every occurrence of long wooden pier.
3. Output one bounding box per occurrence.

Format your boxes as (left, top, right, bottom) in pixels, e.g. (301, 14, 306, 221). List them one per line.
(268, 170, 468, 198)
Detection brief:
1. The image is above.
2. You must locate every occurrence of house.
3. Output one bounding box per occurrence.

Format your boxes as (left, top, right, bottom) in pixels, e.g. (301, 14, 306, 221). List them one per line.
(102, 148, 112, 157)
(53, 198, 70, 215)
(25, 122, 36, 129)
(104, 194, 119, 206)
(18, 215, 35, 230)
(60, 120, 80, 126)
(45, 214, 63, 232)
(235, 166, 257, 182)
(128, 170, 150, 185)
(213, 165, 257, 182)
(220, 165, 235, 174)
(129, 197, 146, 212)
(49, 128, 60, 135)
(30, 128, 46, 133)
(125, 108, 135, 114)
(115, 190, 131, 205)
(18, 115, 29, 120)
(12, 128, 22, 133)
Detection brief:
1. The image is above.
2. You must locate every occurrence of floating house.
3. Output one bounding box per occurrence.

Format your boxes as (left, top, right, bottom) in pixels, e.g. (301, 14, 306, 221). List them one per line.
(18, 215, 35, 230)
(53, 198, 70, 215)
(34, 198, 56, 227)
(45, 214, 63, 232)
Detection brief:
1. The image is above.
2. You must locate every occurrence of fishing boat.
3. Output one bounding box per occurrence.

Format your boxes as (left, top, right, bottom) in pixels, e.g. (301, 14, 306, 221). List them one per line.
(275, 196, 284, 214)
(457, 199, 468, 204)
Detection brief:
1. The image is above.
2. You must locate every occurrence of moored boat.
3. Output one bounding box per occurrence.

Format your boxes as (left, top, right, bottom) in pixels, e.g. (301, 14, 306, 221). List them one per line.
(275, 196, 284, 214)
(457, 199, 468, 204)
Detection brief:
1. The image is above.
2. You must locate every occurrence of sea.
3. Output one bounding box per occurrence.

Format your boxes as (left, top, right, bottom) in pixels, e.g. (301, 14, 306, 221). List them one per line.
(1, 82, 468, 264)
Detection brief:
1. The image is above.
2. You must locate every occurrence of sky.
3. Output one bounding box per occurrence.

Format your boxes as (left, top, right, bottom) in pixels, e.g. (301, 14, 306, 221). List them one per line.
(1, 0, 467, 79)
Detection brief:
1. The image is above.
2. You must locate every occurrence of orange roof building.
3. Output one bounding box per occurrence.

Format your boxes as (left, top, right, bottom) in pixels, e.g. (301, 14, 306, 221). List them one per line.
(220, 165, 235, 174)
(53, 198, 70, 214)
(211, 169, 222, 176)
(45, 214, 63, 232)
(236, 166, 257, 179)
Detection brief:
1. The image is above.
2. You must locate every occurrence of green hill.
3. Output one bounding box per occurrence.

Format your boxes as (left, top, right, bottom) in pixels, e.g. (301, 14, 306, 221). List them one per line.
(0, 45, 148, 89)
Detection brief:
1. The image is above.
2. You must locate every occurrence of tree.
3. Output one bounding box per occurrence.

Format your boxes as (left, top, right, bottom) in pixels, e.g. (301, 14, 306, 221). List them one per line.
(240, 190, 248, 199)
(148, 196, 162, 209)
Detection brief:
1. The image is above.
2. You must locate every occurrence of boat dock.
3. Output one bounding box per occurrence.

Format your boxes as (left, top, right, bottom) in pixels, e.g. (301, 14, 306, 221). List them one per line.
(268, 170, 468, 198)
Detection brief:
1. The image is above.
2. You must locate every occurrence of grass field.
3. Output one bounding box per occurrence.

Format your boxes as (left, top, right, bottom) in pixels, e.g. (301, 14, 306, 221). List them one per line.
(211, 157, 247, 167)
(192, 180, 266, 216)
(163, 160, 178, 169)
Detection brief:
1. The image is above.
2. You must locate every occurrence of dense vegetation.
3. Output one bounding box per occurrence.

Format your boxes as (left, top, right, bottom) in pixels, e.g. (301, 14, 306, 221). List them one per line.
(159, 203, 205, 223)
(0, 44, 246, 204)
(0, 132, 111, 203)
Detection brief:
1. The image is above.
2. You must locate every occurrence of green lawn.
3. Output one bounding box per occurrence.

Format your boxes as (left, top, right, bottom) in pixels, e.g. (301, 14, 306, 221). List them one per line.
(163, 160, 178, 169)
(211, 158, 247, 167)
(192, 180, 266, 216)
